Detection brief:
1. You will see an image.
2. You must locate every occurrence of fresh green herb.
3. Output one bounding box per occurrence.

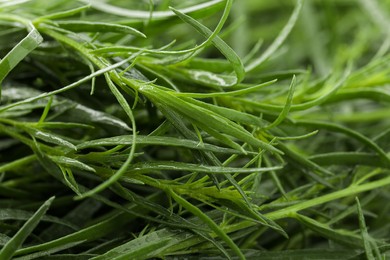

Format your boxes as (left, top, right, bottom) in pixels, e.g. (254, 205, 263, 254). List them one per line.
(0, 0, 389, 259)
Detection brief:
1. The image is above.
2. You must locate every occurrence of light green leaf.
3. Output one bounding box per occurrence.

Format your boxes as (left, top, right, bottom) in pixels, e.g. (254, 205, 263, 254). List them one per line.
(49, 156, 95, 173)
(56, 21, 146, 38)
(81, 0, 224, 20)
(35, 5, 91, 22)
(0, 0, 31, 9)
(29, 129, 77, 151)
(0, 27, 42, 98)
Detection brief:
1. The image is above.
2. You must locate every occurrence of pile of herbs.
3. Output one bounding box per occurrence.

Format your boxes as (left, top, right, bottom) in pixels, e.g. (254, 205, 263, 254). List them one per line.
(1, 0, 389, 259)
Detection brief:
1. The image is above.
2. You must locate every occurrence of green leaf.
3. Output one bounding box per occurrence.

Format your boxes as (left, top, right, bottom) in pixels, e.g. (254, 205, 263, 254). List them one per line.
(0, 0, 31, 9)
(174, 79, 277, 98)
(81, 0, 224, 20)
(185, 99, 268, 128)
(13, 241, 88, 260)
(89, 229, 183, 260)
(170, 1, 245, 87)
(0, 27, 42, 98)
(0, 208, 78, 230)
(356, 197, 381, 260)
(169, 189, 244, 260)
(55, 21, 146, 38)
(123, 161, 281, 175)
(14, 212, 132, 256)
(0, 197, 55, 260)
(77, 135, 251, 154)
(49, 156, 95, 173)
(1, 1, 390, 259)
(29, 129, 77, 151)
(265, 75, 296, 129)
(137, 84, 281, 154)
(294, 213, 364, 249)
(35, 5, 91, 21)
(73, 104, 131, 131)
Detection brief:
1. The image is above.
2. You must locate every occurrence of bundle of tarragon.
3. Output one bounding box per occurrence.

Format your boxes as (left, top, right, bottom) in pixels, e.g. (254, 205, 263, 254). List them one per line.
(0, 0, 389, 259)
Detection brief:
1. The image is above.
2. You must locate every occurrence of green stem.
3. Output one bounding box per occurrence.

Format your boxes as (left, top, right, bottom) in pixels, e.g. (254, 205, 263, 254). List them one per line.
(227, 175, 390, 233)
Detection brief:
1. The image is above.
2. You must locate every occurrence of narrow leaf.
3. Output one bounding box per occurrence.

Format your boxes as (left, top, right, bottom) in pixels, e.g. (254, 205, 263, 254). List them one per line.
(294, 213, 363, 249)
(265, 75, 296, 129)
(49, 156, 95, 173)
(0, 197, 55, 260)
(30, 130, 77, 151)
(76, 135, 251, 154)
(356, 197, 380, 260)
(169, 189, 244, 260)
(35, 5, 91, 21)
(90, 230, 178, 260)
(0, 27, 42, 98)
(0, 208, 78, 230)
(81, 0, 224, 20)
(125, 161, 282, 175)
(170, 2, 245, 87)
(56, 21, 146, 38)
